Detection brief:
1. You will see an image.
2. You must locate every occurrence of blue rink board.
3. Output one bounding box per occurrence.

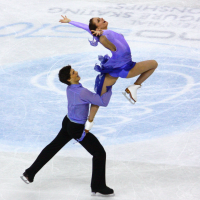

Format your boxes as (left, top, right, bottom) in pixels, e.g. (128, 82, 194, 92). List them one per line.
(0, 44, 200, 150)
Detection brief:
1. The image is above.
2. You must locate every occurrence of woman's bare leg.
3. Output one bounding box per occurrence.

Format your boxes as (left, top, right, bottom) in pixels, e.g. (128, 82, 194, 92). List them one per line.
(88, 105, 99, 122)
(126, 60, 158, 84)
(124, 60, 158, 102)
(101, 74, 118, 96)
(88, 74, 118, 122)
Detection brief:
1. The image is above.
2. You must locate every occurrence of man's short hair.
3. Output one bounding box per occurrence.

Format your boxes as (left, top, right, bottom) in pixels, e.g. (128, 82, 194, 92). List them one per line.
(58, 65, 71, 85)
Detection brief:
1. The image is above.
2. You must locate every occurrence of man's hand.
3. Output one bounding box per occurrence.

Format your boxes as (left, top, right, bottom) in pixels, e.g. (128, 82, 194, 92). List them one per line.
(59, 15, 71, 23)
(91, 29, 103, 36)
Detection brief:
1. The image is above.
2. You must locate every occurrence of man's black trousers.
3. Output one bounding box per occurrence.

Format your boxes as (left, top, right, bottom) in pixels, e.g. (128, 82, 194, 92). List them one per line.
(25, 115, 106, 190)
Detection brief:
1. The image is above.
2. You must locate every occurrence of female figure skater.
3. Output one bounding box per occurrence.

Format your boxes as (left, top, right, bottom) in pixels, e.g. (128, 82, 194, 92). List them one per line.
(59, 16, 158, 131)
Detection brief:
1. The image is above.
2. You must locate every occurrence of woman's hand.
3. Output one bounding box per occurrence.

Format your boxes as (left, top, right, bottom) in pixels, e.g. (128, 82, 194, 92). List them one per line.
(59, 15, 71, 23)
(91, 29, 103, 36)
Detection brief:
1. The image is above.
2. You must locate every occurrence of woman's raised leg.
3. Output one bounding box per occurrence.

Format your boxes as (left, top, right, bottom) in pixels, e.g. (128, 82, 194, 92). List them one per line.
(125, 60, 158, 103)
(87, 74, 118, 122)
(101, 74, 118, 96)
(126, 60, 158, 83)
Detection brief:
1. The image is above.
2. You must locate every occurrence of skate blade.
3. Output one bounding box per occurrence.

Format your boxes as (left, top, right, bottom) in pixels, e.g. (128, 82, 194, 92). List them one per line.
(91, 192, 115, 197)
(20, 175, 30, 184)
(122, 92, 135, 105)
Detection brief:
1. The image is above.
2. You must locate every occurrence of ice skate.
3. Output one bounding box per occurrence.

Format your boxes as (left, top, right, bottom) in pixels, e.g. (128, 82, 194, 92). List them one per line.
(91, 186, 115, 197)
(122, 84, 141, 104)
(85, 119, 94, 133)
(20, 172, 31, 184)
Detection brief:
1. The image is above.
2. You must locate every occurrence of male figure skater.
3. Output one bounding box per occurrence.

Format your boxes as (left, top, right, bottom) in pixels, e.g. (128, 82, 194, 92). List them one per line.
(21, 65, 114, 197)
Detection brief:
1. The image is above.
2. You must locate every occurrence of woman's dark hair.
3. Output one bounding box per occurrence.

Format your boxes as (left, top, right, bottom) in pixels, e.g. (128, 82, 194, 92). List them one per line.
(89, 18, 97, 32)
(58, 65, 71, 85)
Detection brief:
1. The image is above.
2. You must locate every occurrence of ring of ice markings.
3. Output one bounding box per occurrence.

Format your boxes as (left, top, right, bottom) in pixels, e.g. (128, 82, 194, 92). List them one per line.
(31, 61, 196, 112)
(2, 49, 199, 145)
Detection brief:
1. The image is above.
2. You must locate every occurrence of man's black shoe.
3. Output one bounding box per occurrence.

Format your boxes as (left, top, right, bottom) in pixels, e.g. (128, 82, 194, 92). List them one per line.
(91, 186, 114, 196)
(20, 171, 33, 184)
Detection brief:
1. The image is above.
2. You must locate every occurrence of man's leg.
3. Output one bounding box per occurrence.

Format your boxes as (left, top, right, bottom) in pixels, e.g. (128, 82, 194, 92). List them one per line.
(79, 133, 106, 189)
(79, 132, 114, 195)
(66, 120, 113, 195)
(67, 121, 106, 189)
(67, 120, 108, 190)
(23, 116, 72, 182)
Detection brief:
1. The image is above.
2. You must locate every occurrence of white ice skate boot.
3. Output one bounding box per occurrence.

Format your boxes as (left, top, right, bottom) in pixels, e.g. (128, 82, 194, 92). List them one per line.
(85, 119, 94, 133)
(122, 84, 141, 104)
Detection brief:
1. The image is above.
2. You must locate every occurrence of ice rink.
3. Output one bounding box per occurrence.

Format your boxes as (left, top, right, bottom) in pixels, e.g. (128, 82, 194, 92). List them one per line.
(0, 0, 200, 199)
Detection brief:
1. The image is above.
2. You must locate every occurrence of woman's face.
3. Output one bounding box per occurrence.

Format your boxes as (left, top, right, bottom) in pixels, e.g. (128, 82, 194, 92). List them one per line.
(93, 17, 108, 30)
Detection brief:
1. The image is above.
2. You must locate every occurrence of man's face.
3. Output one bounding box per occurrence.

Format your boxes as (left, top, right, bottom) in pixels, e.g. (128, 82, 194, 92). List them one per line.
(93, 17, 108, 30)
(68, 68, 81, 84)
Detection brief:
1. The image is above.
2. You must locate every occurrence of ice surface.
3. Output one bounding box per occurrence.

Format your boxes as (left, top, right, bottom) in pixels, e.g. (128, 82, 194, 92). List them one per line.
(0, 0, 200, 199)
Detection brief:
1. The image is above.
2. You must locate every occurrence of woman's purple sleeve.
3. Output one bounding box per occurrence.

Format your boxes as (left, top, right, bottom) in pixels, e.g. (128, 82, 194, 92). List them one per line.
(79, 88, 112, 107)
(69, 21, 99, 46)
(69, 21, 91, 34)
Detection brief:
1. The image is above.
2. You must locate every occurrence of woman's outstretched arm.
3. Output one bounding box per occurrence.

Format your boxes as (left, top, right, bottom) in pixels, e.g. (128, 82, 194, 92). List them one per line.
(59, 15, 91, 34)
(88, 104, 99, 122)
(59, 16, 100, 46)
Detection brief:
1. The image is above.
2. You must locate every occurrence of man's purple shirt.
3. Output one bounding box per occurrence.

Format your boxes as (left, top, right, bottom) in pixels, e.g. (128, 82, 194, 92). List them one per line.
(67, 83, 112, 124)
